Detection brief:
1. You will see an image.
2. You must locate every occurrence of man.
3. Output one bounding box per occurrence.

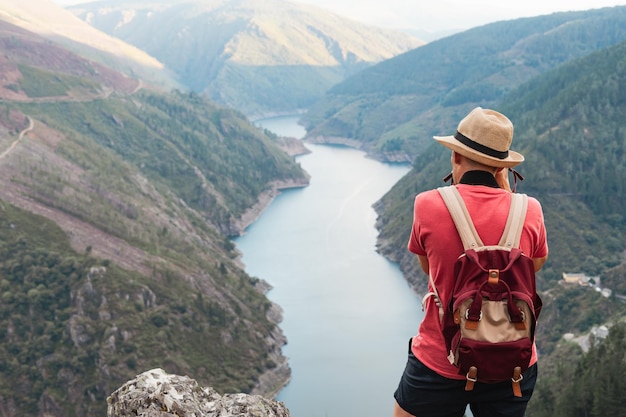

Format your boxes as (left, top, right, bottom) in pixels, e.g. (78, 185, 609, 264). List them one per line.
(393, 107, 548, 417)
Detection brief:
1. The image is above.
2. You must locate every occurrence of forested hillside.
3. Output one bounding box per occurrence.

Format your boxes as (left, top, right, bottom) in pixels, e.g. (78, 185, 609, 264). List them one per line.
(10, 90, 307, 236)
(377, 39, 626, 288)
(0, 18, 308, 417)
(302, 6, 626, 162)
(528, 322, 626, 417)
(69, 0, 423, 118)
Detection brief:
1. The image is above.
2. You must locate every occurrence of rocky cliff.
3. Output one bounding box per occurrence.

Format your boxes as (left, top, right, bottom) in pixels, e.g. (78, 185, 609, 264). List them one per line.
(107, 368, 290, 417)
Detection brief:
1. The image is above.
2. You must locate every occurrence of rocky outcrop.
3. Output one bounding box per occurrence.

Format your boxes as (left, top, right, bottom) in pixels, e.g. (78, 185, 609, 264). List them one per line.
(107, 368, 290, 417)
(273, 136, 311, 157)
(231, 178, 310, 236)
(250, 321, 291, 398)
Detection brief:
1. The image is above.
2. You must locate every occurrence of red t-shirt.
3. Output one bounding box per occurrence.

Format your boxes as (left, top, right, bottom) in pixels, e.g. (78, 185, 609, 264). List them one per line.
(407, 184, 548, 380)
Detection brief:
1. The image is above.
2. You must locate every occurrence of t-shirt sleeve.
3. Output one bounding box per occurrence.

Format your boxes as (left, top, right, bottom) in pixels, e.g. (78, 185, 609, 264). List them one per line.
(528, 197, 549, 259)
(407, 194, 427, 256)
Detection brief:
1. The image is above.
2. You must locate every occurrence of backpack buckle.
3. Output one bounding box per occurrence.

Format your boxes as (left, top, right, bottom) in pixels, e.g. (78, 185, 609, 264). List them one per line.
(465, 366, 478, 392)
(464, 309, 482, 321)
(464, 308, 482, 330)
(488, 269, 499, 285)
(512, 367, 523, 397)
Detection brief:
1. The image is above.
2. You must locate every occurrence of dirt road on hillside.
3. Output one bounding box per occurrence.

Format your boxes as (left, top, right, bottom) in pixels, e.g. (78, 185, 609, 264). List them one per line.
(0, 115, 33, 159)
(0, 115, 158, 276)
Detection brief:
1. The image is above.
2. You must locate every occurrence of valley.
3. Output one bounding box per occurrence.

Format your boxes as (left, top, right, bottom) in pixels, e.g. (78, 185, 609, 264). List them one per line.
(0, 1, 624, 417)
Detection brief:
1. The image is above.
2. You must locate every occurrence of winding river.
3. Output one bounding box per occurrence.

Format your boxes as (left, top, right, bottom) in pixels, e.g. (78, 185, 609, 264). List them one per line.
(234, 116, 423, 417)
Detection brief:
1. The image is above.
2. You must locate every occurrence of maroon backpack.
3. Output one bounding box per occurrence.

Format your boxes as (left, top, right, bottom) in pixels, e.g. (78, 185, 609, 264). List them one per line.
(427, 186, 542, 396)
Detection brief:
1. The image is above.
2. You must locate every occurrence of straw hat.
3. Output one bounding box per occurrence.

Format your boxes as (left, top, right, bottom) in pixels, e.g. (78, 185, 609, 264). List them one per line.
(433, 107, 524, 168)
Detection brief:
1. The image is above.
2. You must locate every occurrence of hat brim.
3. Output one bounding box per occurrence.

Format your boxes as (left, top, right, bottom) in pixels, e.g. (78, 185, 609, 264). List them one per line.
(433, 135, 524, 168)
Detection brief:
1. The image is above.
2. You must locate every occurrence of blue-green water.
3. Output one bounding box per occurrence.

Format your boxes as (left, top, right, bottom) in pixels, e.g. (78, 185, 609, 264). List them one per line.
(235, 116, 422, 417)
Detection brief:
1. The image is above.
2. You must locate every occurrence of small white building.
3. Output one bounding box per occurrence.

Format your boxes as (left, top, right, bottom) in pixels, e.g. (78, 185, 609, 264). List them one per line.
(601, 288, 613, 298)
(591, 325, 610, 339)
(561, 272, 601, 287)
(562, 272, 586, 284)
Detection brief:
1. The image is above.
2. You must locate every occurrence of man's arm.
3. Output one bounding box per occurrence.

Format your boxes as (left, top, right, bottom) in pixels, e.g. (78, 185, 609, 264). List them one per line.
(533, 256, 548, 272)
(417, 255, 429, 274)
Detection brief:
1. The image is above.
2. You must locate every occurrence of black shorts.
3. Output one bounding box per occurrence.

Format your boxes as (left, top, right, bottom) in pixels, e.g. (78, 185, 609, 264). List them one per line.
(394, 340, 537, 417)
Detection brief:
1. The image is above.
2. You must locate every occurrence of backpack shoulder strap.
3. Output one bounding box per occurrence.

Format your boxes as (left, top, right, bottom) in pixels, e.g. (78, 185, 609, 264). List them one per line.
(498, 193, 529, 249)
(437, 186, 483, 250)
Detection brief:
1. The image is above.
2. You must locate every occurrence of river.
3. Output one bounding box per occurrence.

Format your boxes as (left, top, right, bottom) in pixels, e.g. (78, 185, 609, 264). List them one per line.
(234, 115, 423, 417)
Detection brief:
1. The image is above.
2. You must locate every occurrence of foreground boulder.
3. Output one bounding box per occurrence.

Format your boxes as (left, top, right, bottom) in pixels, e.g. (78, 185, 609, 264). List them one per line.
(107, 368, 290, 417)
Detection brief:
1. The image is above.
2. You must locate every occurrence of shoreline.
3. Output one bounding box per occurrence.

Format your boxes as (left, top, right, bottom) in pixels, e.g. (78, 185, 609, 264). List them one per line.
(232, 179, 309, 398)
(305, 134, 413, 163)
(231, 123, 310, 398)
(232, 177, 310, 238)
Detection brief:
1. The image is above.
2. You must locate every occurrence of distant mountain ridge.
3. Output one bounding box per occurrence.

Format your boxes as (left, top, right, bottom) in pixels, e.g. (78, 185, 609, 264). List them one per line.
(68, 0, 424, 117)
(301, 6, 626, 162)
(0, 19, 140, 101)
(0, 0, 179, 89)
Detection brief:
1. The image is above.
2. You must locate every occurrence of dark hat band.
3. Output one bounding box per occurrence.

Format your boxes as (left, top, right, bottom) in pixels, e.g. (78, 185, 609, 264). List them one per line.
(454, 131, 509, 160)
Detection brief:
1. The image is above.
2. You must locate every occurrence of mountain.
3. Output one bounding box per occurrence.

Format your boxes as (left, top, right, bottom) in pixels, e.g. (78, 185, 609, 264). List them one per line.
(0, 18, 308, 417)
(67, 0, 424, 118)
(402, 27, 460, 42)
(301, 6, 626, 162)
(0, 0, 178, 89)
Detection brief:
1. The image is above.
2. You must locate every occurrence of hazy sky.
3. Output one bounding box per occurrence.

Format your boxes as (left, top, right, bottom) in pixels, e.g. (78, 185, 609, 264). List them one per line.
(51, 0, 626, 32)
